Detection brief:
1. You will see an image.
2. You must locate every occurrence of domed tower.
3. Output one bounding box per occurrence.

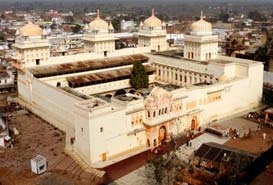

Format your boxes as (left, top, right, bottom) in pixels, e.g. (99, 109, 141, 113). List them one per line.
(82, 9, 116, 56)
(13, 22, 50, 68)
(184, 12, 218, 61)
(137, 9, 167, 51)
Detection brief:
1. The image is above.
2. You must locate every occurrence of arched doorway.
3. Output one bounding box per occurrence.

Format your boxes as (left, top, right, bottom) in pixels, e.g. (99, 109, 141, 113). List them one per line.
(128, 89, 136, 94)
(114, 89, 126, 96)
(191, 116, 198, 130)
(105, 94, 112, 98)
(153, 139, 157, 147)
(158, 126, 167, 144)
(147, 139, 150, 147)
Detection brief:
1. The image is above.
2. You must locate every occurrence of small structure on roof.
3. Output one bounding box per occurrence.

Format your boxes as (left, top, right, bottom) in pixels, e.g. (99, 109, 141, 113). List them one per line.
(30, 154, 47, 174)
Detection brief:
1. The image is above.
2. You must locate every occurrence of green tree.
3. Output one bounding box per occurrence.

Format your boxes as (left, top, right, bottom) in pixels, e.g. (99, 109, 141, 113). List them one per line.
(71, 24, 81, 34)
(254, 47, 270, 70)
(64, 16, 74, 24)
(129, 61, 149, 89)
(248, 11, 267, 21)
(218, 12, 229, 23)
(111, 18, 121, 32)
(0, 32, 4, 41)
(144, 152, 184, 185)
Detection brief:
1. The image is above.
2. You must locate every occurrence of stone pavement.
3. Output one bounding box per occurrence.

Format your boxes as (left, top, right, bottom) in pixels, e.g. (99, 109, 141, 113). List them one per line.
(112, 106, 267, 185)
(112, 133, 228, 185)
(210, 117, 258, 137)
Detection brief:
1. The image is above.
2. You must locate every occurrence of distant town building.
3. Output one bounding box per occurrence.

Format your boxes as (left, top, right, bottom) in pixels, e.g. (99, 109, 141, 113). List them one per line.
(120, 20, 135, 31)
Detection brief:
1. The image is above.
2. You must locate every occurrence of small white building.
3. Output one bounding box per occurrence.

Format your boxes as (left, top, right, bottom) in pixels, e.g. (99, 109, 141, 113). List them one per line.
(121, 20, 135, 31)
(30, 154, 47, 174)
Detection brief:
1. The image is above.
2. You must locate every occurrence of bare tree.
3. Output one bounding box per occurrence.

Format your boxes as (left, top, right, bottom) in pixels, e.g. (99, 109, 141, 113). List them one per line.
(144, 151, 185, 185)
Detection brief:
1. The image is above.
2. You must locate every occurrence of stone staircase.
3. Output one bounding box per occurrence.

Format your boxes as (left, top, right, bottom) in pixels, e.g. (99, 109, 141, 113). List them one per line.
(64, 148, 106, 179)
(48, 150, 105, 185)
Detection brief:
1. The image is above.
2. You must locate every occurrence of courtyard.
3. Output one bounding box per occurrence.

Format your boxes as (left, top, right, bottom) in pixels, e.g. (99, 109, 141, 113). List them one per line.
(0, 94, 104, 185)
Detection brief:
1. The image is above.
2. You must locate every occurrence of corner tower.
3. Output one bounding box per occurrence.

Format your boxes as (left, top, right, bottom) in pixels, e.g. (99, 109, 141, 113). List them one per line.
(184, 12, 218, 61)
(137, 9, 167, 51)
(82, 9, 116, 56)
(13, 22, 50, 68)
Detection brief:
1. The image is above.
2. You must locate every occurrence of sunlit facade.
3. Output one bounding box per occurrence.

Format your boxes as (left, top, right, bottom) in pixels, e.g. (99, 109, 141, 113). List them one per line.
(14, 13, 263, 168)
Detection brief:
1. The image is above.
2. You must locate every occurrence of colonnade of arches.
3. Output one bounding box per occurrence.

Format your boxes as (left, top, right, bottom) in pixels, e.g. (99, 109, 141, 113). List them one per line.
(154, 64, 216, 86)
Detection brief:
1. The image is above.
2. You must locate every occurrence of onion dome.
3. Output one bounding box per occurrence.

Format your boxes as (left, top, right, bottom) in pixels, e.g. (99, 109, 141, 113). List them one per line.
(191, 11, 212, 35)
(143, 9, 162, 27)
(19, 22, 43, 36)
(89, 9, 109, 30)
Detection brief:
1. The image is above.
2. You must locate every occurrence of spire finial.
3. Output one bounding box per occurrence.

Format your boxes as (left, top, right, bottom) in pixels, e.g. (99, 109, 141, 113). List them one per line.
(152, 8, 155, 16)
(200, 10, 203, 20)
(97, 9, 100, 18)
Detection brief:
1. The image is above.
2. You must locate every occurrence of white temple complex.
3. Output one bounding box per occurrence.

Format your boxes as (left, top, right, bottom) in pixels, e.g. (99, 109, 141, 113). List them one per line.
(13, 11, 263, 168)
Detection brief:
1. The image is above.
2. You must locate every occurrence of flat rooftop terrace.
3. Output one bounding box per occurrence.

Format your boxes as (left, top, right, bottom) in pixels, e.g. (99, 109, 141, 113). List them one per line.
(30, 54, 149, 78)
(114, 94, 142, 102)
(61, 87, 92, 100)
(153, 51, 234, 65)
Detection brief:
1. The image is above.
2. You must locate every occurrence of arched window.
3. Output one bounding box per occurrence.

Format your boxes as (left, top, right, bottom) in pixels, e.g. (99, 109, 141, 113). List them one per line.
(147, 139, 150, 147)
(153, 139, 157, 146)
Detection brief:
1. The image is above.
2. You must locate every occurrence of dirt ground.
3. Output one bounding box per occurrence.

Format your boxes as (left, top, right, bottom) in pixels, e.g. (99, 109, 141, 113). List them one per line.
(0, 94, 104, 185)
(222, 117, 273, 185)
(224, 126, 273, 155)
